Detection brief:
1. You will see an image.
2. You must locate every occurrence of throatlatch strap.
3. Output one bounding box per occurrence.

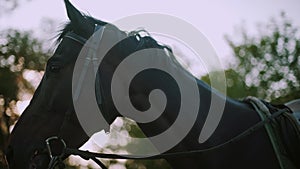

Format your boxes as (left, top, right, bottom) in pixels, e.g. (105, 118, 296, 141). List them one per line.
(245, 96, 286, 169)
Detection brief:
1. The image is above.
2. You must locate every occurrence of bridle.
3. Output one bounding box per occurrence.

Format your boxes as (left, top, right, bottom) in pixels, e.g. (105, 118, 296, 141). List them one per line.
(34, 25, 292, 169)
(47, 25, 106, 169)
(30, 25, 107, 169)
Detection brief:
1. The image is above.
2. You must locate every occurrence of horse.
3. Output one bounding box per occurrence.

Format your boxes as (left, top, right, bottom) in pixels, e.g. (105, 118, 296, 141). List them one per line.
(6, 0, 300, 169)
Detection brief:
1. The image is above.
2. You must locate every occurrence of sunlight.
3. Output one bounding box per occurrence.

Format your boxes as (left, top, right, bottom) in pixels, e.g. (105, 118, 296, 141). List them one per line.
(16, 100, 30, 115)
(67, 131, 110, 168)
(22, 69, 44, 89)
(91, 130, 110, 148)
(109, 163, 126, 169)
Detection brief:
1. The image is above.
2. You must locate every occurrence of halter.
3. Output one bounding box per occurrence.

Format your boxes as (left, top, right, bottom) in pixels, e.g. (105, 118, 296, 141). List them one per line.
(64, 32, 87, 45)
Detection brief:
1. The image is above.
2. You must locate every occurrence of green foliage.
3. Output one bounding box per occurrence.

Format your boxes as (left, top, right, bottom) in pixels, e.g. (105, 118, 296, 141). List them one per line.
(221, 12, 300, 104)
(0, 68, 18, 101)
(202, 69, 254, 99)
(0, 29, 50, 167)
(0, 29, 49, 100)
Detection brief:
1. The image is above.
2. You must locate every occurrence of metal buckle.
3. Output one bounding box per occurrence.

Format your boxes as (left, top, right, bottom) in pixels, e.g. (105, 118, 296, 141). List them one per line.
(45, 136, 66, 158)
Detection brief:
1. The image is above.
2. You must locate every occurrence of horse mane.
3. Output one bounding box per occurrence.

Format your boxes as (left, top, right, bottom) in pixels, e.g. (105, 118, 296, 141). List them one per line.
(55, 15, 173, 54)
(53, 14, 195, 82)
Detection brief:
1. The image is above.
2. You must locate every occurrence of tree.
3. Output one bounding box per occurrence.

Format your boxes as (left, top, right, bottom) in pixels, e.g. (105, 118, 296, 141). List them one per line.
(201, 69, 252, 99)
(0, 29, 50, 168)
(203, 12, 300, 104)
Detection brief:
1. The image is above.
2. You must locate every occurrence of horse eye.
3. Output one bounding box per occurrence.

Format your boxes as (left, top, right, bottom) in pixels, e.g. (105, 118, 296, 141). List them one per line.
(49, 64, 61, 73)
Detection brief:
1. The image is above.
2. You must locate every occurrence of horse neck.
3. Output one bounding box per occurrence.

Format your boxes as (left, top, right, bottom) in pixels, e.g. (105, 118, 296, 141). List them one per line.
(133, 78, 259, 151)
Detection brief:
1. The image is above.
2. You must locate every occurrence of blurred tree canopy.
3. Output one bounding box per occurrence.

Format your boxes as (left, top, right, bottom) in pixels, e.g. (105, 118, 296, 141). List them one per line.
(202, 12, 300, 104)
(0, 29, 49, 168)
(0, 29, 49, 102)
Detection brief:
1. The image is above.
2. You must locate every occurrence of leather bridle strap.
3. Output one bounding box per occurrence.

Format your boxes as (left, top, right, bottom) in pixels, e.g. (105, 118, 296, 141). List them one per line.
(56, 25, 105, 141)
(46, 25, 107, 169)
(72, 25, 104, 102)
(64, 32, 87, 45)
(245, 96, 286, 169)
(55, 108, 288, 169)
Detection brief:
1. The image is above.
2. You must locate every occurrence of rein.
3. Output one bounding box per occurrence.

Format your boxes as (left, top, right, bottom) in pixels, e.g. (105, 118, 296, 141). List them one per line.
(46, 108, 288, 169)
(44, 28, 292, 169)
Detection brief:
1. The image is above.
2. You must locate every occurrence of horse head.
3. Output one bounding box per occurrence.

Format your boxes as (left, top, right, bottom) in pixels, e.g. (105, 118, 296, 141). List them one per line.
(6, 1, 99, 168)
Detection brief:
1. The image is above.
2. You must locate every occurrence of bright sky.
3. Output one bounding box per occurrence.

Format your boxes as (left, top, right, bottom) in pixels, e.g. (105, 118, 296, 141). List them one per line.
(1, 0, 299, 62)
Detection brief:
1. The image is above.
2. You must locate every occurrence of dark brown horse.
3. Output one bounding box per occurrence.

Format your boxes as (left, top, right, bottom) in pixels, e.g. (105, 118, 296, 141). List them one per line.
(5, 0, 300, 169)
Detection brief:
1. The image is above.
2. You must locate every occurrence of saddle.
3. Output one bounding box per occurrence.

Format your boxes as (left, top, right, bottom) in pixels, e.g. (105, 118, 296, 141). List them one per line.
(285, 99, 300, 124)
(245, 97, 300, 169)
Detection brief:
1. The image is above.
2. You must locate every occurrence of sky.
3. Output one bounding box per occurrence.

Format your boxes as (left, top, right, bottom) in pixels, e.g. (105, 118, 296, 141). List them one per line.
(1, 0, 300, 66)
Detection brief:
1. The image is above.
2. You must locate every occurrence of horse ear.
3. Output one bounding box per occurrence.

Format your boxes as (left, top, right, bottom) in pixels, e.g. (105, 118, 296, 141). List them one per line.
(64, 0, 93, 36)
